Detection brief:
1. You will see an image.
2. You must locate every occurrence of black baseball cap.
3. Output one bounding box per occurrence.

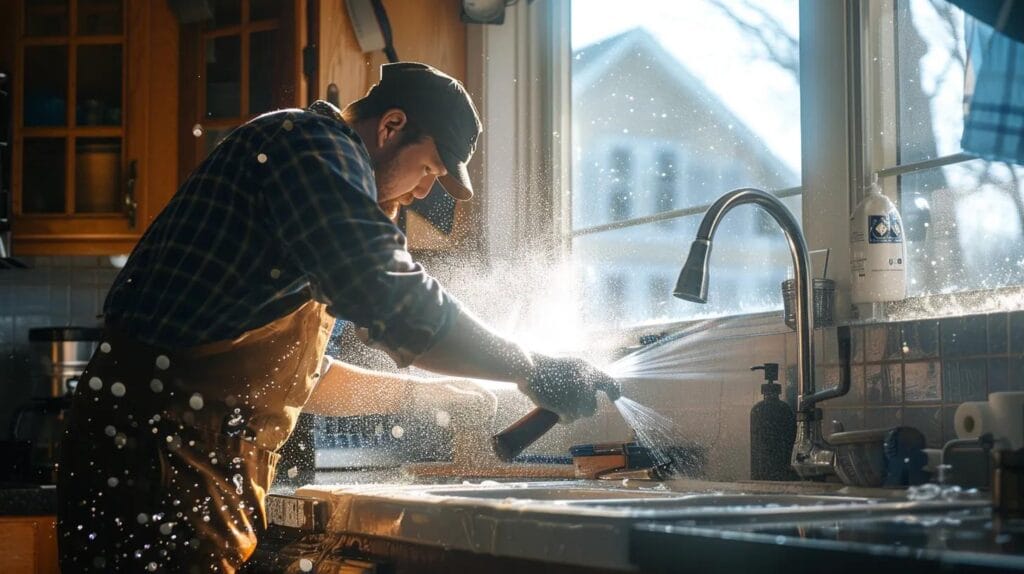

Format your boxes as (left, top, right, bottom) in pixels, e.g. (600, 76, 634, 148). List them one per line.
(357, 62, 482, 200)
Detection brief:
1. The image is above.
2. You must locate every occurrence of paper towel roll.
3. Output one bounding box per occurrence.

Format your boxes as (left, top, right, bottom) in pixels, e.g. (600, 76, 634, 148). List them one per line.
(989, 392, 1024, 450)
(955, 401, 994, 441)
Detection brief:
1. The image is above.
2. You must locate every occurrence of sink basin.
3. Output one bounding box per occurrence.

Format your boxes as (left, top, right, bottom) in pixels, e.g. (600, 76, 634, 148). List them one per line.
(291, 480, 986, 572)
(419, 482, 876, 510)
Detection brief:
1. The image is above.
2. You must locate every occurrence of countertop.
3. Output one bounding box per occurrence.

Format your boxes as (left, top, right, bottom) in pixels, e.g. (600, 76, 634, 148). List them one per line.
(632, 508, 1024, 573)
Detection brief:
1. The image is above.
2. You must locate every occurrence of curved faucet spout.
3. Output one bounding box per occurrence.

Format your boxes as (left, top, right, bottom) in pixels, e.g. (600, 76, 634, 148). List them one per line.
(675, 188, 837, 478)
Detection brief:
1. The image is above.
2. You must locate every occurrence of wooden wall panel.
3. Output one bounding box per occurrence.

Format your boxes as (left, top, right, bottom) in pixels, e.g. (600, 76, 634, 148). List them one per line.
(316, 0, 466, 108)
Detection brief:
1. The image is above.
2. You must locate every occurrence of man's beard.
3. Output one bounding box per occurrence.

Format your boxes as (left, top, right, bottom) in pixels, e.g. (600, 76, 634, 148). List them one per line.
(374, 146, 402, 221)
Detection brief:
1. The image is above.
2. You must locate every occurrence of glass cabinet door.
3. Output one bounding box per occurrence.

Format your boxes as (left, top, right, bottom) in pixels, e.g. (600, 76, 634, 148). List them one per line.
(19, 0, 126, 216)
(182, 0, 295, 170)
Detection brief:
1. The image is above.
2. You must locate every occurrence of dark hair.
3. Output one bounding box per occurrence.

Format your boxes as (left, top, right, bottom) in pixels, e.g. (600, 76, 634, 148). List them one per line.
(343, 96, 429, 147)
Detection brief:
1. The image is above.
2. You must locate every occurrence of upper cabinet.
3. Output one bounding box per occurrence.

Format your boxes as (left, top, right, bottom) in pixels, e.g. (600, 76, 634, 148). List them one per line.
(3, 0, 179, 255)
(177, 0, 301, 179)
(1, 0, 468, 256)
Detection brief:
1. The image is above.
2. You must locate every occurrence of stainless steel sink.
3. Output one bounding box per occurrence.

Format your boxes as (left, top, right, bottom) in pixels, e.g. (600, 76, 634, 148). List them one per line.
(419, 483, 876, 510)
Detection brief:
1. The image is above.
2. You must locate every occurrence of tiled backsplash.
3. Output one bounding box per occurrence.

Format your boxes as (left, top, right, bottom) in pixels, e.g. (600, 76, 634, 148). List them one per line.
(822, 312, 1024, 449)
(0, 256, 121, 428)
(1, 256, 1021, 480)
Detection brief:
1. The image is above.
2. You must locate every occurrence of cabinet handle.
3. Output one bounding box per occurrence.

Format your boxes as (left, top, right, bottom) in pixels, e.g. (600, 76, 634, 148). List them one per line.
(124, 159, 138, 229)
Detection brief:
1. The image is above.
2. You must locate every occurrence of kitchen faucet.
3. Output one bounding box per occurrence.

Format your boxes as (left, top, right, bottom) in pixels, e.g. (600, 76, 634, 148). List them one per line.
(673, 188, 848, 479)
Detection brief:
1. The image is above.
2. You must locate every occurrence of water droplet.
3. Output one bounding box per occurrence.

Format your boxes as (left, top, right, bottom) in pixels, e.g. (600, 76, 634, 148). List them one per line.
(155, 355, 170, 370)
(282, 119, 294, 131)
(107, 477, 119, 487)
(299, 558, 314, 572)
(147, 561, 158, 572)
(150, 379, 164, 393)
(902, 344, 910, 355)
(92, 556, 107, 568)
(270, 268, 281, 279)
(114, 433, 127, 448)
(110, 382, 126, 397)
(435, 411, 450, 427)
(232, 474, 244, 495)
(232, 457, 242, 465)
(100, 342, 111, 353)
(136, 513, 149, 524)
(202, 515, 211, 522)
(192, 123, 204, 137)
(159, 522, 174, 536)
(287, 466, 299, 479)
(89, 377, 103, 391)
(104, 425, 117, 437)
(391, 425, 405, 439)
(257, 153, 268, 164)
(189, 393, 204, 410)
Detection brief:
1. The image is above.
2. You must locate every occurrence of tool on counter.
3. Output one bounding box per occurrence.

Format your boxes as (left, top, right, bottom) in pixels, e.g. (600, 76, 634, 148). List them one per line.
(569, 441, 670, 480)
(492, 380, 621, 463)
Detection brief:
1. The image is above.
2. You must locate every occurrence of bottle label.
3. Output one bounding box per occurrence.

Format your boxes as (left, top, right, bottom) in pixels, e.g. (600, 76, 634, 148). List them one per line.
(868, 213, 903, 244)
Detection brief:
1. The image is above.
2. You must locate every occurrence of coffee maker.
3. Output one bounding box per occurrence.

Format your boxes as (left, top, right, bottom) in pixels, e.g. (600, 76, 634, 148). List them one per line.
(9, 327, 101, 482)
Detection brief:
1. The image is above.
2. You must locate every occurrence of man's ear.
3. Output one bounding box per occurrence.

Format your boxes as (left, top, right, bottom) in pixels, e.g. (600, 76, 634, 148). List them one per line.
(377, 108, 408, 147)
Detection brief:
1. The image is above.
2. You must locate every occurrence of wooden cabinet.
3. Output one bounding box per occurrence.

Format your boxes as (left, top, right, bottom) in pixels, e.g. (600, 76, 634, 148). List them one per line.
(0, 516, 59, 574)
(177, 0, 303, 181)
(1, 0, 472, 256)
(2, 0, 179, 255)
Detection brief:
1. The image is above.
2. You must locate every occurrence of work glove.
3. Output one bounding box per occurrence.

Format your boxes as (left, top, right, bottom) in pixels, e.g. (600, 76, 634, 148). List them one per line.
(521, 354, 621, 423)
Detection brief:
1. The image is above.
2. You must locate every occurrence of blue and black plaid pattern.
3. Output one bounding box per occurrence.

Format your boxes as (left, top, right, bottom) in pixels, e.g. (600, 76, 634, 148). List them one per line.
(104, 102, 460, 362)
(962, 18, 1024, 163)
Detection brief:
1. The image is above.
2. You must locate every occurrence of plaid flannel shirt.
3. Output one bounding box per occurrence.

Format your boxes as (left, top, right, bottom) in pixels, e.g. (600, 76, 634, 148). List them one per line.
(103, 101, 460, 364)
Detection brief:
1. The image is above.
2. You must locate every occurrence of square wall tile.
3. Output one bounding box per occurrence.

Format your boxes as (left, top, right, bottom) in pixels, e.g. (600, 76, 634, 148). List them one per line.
(940, 315, 987, 358)
(901, 320, 939, 359)
(903, 406, 942, 448)
(904, 361, 942, 402)
(988, 358, 1013, 393)
(1010, 357, 1024, 393)
(988, 313, 1009, 354)
(1011, 311, 1024, 355)
(850, 326, 864, 363)
(864, 325, 888, 362)
(942, 359, 987, 403)
(865, 363, 901, 404)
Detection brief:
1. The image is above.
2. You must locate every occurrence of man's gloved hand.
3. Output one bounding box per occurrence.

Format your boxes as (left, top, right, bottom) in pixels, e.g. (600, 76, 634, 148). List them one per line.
(521, 354, 621, 423)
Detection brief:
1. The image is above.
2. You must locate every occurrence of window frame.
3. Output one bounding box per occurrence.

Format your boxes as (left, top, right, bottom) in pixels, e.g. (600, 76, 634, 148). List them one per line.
(469, 0, 1021, 338)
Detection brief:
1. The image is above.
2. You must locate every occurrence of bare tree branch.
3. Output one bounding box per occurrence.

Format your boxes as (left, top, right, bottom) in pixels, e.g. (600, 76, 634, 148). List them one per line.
(705, 0, 799, 78)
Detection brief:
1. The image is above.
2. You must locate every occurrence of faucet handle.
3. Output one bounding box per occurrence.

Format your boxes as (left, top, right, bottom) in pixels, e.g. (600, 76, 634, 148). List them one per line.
(750, 363, 779, 382)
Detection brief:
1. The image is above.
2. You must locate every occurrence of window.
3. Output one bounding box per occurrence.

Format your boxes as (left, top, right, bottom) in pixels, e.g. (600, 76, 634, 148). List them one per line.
(866, 0, 1024, 296)
(654, 149, 678, 226)
(608, 147, 634, 221)
(570, 0, 801, 327)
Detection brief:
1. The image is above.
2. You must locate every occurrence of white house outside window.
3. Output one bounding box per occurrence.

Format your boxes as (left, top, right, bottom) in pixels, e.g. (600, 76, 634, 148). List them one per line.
(570, 0, 802, 327)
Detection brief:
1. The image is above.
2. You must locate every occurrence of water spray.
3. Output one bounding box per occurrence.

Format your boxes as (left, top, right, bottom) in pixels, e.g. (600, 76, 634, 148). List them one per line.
(491, 381, 621, 463)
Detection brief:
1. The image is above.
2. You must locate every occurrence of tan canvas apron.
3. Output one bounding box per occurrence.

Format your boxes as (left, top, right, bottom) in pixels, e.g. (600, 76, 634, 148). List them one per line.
(58, 299, 334, 573)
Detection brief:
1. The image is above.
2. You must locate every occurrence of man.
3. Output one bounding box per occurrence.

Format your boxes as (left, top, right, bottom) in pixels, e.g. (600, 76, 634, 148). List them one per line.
(57, 62, 618, 573)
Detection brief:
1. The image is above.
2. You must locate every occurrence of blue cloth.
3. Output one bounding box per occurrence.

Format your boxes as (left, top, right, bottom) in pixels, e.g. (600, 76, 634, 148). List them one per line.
(961, 17, 1024, 164)
(103, 101, 460, 360)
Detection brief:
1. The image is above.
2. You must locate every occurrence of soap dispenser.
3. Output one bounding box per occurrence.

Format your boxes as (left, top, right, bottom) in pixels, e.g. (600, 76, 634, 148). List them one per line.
(749, 363, 797, 481)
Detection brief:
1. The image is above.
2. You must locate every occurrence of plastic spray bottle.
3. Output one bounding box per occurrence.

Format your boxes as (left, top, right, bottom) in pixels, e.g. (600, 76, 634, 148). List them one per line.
(849, 175, 907, 314)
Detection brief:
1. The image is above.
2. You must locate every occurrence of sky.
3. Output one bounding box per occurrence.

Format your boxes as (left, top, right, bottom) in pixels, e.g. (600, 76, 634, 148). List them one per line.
(571, 0, 803, 173)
